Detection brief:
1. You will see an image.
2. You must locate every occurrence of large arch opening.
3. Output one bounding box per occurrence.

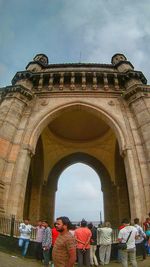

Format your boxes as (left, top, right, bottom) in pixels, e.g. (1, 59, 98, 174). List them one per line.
(24, 104, 130, 226)
(55, 162, 104, 223)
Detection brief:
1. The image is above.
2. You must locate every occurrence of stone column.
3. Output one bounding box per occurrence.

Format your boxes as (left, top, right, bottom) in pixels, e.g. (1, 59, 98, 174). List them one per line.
(123, 148, 146, 221)
(70, 72, 75, 90)
(40, 182, 56, 226)
(103, 73, 109, 90)
(6, 147, 32, 218)
(124, 87, 150, 169)
(93, 72, 97, 90)
(123, 87, 150, 216)
(0, 85, 34, 216)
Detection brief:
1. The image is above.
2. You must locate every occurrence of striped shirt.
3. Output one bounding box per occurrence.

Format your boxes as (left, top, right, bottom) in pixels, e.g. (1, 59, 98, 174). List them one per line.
(52, 231, 76, 267)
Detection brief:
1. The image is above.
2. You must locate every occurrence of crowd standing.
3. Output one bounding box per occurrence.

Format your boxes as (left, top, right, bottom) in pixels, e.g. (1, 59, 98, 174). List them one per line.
(18, 213, 150, 267)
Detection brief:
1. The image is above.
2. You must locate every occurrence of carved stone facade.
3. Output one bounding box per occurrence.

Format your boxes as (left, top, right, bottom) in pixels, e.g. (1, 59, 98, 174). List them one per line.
(0, 53, 149, 226)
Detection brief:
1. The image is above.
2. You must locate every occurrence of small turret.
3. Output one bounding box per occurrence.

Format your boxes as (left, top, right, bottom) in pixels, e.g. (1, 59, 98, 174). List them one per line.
(111, 53, 146, 88)
(26, 53, 49, 72)
(111, 53, 134, 72)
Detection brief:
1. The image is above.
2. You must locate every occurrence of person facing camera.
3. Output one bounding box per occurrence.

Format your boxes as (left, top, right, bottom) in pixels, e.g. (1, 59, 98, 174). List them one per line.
(118, 218, 138, 267)
(52, 216, 76, 267)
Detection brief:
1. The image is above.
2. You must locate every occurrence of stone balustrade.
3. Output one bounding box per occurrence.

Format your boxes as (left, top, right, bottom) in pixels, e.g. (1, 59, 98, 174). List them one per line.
(11, 66, 147, 93)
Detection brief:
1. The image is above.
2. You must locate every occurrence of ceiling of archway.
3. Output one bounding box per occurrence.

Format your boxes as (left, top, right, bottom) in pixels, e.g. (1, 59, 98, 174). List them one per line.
(48, 109, 109, 141)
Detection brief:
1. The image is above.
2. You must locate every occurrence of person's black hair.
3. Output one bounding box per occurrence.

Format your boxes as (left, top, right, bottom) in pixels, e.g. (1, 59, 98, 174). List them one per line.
(42, 220, 49, 224)
(56, 216, 71, 229)
(121, 218, 130, 224)
(81, 219, 87, 227)
(134, 218, 139, 224)
(70, 224, 76, 230)
(88, 222, 93, 229)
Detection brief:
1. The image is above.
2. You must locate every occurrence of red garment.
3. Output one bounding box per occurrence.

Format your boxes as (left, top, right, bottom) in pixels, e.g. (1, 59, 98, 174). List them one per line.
(118, 225, 125, 230)
(143, 221, 150, 231)
(75, 227, 92, 249)
(52, 227, 59, 246)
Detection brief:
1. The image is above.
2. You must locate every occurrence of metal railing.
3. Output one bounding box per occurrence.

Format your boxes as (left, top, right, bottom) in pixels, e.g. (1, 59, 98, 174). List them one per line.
(0, 215, 36, 240)
(0, 215, 118, 243)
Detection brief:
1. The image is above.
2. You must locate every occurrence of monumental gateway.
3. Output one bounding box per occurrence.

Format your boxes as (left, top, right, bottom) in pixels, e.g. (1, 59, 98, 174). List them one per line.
(0, 53, 149, 226)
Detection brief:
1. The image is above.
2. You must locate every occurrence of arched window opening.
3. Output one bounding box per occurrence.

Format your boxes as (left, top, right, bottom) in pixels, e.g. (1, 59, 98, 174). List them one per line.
(55, 163, 104, 224)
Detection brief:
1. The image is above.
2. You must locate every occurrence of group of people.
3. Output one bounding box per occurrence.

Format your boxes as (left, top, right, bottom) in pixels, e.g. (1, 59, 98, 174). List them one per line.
(18, 215, 150, 267)
(19, 219, 52, 266)
(117, 216, 150, 267)
(18, 217, 76, 267)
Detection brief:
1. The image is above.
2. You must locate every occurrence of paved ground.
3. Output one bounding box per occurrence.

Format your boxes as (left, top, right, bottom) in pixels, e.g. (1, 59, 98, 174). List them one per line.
(0, 250, 150, 267)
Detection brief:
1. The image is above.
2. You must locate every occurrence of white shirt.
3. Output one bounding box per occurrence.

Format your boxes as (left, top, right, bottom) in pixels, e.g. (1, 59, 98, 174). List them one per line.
(134, 224, 146, 244)
(97, 227, 112, 245)
(19, 223, 32, 239)
(118, 225, 138, 249)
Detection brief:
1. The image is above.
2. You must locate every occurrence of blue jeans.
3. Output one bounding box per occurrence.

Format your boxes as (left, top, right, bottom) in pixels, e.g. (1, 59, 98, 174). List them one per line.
(18, 238, 30, 256)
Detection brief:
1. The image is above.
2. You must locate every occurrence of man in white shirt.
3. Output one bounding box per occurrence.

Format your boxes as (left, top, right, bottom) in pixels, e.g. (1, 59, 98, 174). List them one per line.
(134, 218, 146, 260)
(118, 218, 138, 267)
(18, 219, 33, 257)
(97, 221, 112, 265)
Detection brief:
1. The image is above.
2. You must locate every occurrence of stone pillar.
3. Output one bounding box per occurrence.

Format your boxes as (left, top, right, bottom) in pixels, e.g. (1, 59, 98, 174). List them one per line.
(115, 144, 130, 222)
(103, 73, 109, 90)
(0, 85, 34, 216)
(124, 148, 146, 221)
(114, 74, 119, 90)
(59, 73, 64, 90)
(70, 72, 75, 90)
(48, 73, 53, 90)
(124, 88, 150, 169)
(40, 183, 56, 226)
(123, 87, 150, 217)
(26, 137, 44, 222)
(93, 72, 97, 90)
(103, 184, 113, 223)
(112, 53, 149, 219)
(82, 72, 86, 90)
(6, 147, 32, 218)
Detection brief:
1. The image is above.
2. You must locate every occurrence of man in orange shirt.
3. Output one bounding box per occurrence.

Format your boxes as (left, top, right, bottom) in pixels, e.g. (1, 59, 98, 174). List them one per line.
(75, 219, 92, 267)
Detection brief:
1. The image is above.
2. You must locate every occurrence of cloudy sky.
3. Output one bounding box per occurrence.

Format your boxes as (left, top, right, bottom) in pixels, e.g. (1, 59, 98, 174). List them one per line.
(55, 163, 104, 222)
(0, 0, 149, 221)
(0, 0, 150, 87)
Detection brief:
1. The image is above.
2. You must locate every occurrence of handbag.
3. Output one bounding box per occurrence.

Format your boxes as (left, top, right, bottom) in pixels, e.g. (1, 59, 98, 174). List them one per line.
(117, 231, 132, 250)
(117, 243, 127, 250)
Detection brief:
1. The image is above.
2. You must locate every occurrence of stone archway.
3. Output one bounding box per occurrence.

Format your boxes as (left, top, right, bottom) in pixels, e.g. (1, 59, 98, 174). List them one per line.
(23, 103, 131, 226)
(1, 53, 149, 225)
(47, 152, 130, 226)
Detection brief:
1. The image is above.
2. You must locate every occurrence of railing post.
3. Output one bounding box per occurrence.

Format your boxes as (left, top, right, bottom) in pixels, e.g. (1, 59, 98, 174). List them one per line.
(10, 215, 15, 237)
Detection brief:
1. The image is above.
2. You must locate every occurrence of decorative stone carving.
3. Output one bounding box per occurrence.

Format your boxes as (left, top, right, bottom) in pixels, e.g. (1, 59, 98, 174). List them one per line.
(1, 85, 34, 103)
